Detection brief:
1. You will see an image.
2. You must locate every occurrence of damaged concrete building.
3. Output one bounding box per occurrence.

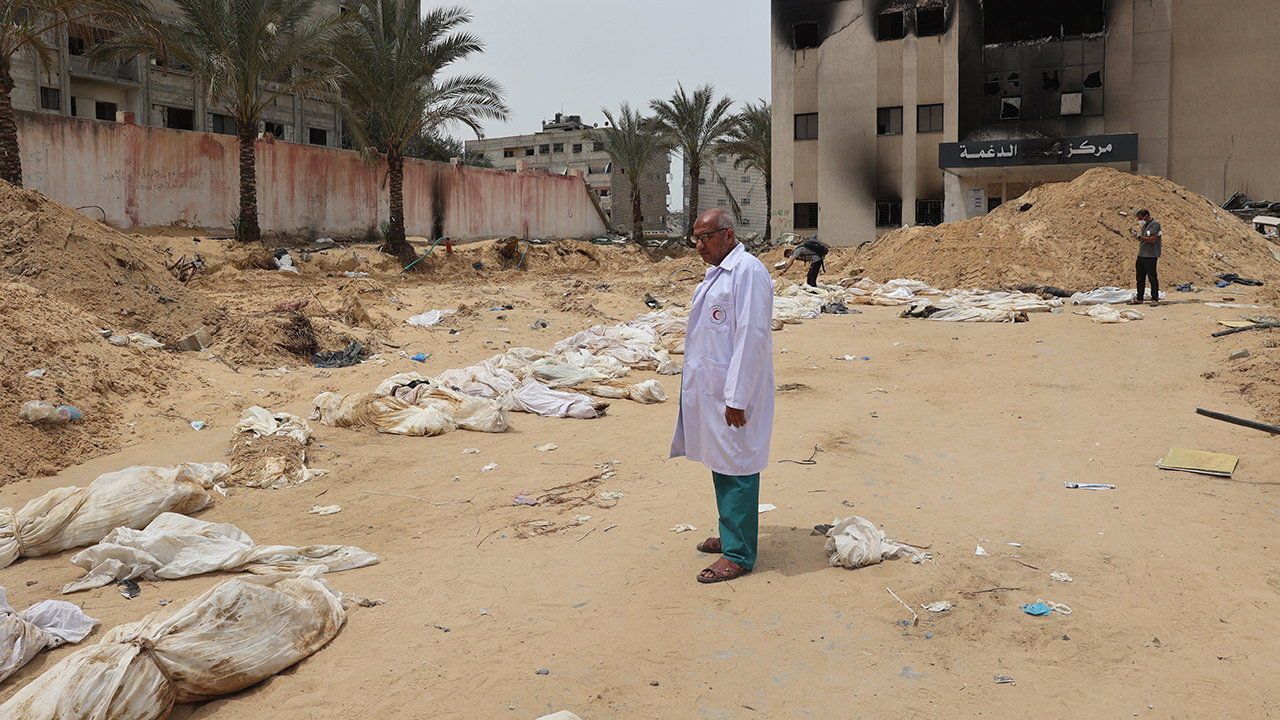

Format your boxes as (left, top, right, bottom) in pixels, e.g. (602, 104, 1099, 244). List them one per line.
(466, 113, 671, 234)
(6, 0, 358, 147)
(771, 0, 1280, 243)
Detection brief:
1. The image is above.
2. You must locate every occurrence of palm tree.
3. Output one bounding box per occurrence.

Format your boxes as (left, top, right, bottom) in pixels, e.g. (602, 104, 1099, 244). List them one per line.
(104, 0, 349, 242)
(592, 104, 668, 241)
(650, 83, 736, 236)
(717, 100, 772, 241)
(0, 0, 149, 187)
(336, 1, 507, 264)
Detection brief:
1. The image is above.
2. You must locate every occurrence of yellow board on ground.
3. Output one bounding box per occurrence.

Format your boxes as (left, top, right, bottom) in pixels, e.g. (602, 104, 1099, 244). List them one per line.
(1217, 320, 1255, 328)
(1156, 448, 1240, 477)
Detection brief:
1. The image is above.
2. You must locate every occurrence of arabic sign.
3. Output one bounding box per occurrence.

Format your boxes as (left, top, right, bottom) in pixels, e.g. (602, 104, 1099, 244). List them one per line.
(938, 133, 1138, 169)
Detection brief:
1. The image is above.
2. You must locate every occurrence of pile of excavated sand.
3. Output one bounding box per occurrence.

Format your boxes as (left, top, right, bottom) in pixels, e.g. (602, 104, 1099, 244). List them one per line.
(841, 168, 1280, 291)
(0, 283, 180, 483)
(0, 182, 223, 340)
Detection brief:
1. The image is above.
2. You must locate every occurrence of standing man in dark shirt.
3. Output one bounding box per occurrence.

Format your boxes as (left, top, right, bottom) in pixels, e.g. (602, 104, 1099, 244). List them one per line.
(1130, 209, 1162, 307)
(780, 236, 830, 288)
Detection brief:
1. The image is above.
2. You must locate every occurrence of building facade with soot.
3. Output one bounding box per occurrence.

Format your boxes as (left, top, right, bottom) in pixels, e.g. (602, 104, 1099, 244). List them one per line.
(771, 0, 1280, 244)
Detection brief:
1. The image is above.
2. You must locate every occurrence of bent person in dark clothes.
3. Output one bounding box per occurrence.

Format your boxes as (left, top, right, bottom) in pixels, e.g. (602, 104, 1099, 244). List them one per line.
(780, 236, 829, 287)
(1130, 209, 1162, 307)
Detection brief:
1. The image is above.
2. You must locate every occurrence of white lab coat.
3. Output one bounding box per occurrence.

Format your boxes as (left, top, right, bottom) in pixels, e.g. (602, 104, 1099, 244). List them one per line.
(670, 243, 775, 476)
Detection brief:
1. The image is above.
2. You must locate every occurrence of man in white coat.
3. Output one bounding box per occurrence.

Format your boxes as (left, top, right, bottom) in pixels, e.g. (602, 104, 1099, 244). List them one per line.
(671, 208, 775, 584)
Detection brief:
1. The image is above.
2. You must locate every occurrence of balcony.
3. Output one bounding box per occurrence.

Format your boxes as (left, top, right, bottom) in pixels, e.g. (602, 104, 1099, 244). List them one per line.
(69, 54, 139, 84)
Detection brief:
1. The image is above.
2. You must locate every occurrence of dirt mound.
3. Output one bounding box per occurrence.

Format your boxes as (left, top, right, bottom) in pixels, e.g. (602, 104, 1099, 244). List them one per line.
(0, 283, 178, 484)
(0, 182, 222, 341)
(848, 168, 1280, 290)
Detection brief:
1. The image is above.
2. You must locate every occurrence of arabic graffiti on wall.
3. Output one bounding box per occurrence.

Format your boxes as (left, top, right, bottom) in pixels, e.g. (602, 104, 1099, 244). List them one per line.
(938, 133, 1138, 169)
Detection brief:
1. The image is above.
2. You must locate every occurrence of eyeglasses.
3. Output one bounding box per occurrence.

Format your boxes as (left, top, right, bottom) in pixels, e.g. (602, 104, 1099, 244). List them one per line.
(690, 228, 727, 244)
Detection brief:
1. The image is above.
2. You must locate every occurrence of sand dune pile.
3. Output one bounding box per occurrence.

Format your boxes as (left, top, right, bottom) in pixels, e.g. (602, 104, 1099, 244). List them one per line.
(0, 182, 222, 340)
(843, 168, 1280, 291)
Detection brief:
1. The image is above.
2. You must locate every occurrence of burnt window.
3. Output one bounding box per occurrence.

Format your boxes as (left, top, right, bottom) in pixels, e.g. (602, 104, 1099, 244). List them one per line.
(210, 113, 235, 135)
(503, 149, 515, 158)
(794, 202, 819, 229)
(987, 197, 1003, 213)
(794, 112, 819, 140)
(95, 101, 117, 122)
(983, 75, 1001, 96)
(263, 121, 285, 138)
(916, 7, 945, 36)
(877, 11, 905, 41)
(1083, 69, 1103, 88)
(163, 107, 194, 130)
(876, 106, 903, 135)
(525, 147, 535, 156)
(67, 35, 88, 56)
(309, 127, 328, 145)
(983, 0, 1106, 43)
(916, 200, 943, 226)
(572, 143, 583, 153)
(917, 103, 944, 133)
(876, 201, 902, 227)
(1042, 70, 1061, 91)
(794, 21, 820, 49)
(39, 87, 60, 110)
(1000, 97, 1022, 120)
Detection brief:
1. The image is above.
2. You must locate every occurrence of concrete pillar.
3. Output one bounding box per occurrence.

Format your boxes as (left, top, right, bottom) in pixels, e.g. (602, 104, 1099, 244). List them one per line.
(902, 34, 918, 226)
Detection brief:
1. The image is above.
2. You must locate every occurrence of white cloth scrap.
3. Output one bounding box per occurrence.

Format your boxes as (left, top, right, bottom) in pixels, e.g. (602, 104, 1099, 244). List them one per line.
(824, 515, 923, 569)
(1, 586, 98, 684)
(406, 308, 455, 327)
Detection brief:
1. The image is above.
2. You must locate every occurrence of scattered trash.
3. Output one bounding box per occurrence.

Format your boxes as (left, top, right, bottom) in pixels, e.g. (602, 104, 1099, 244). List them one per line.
(514, 495, 538, 506)
(599, 491, 624, 501)
(174, 325, 213, 352)
(312, 340, 365, 368)
(341, 271, 370, 278)
(886, 586, 919, 627)
(824, 516, 925, 569)
(410, 352, 430, 363)
(1064, 482, 1115, 491)
(974, 545, 989, 556)
(488, 304, 514, 312)
(535, 667, 551, 676)
(1175, 282, 1194, 292)
(535, 442, 559, 452)
(1194, 407, 1280, 436)
(406, 308, 455, 327)
(107, 334, 129, 347)
(480, 462, 498, 473)
(25, 368, 46, 378)
(836, 355, 871, 361)
(1022, 600, 1071, 616)
(1228, 349, 1251, 361)
(994, 675, 1016, 685)
(758, 503, 777, 513)
(463, 448, 480, 454)
(922, 600, 954, 613)
(1216, 272, 1264, 287)
(1156, 447, 1239, 478)
(574, 515, 592, 524)
(670, 524, 697, 533)
(1006, 542, 1022, 547)
(530, 318, 550, 329)
(644, 293, 663, 309)
(779, 446, 822, 465)
(190, 420, 207, 431)
(117, 579, 141, 599)
(18, 401, 83, 425)
(308, 505, 341, 516)
(1050, 571, 1073, 583)
(274, 249, 299, 273)
(126, 332, 164, 349)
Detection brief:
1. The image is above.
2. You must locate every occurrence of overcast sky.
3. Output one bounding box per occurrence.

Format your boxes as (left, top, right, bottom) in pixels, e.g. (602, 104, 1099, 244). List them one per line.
(445, 0, 772, 208)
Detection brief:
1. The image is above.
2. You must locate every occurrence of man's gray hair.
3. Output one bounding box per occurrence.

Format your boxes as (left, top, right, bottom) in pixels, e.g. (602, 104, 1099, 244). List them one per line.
(705, 207, 735, 231)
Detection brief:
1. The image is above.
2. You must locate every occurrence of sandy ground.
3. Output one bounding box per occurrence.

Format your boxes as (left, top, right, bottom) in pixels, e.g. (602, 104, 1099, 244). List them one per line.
(2, 258, 1279, 719)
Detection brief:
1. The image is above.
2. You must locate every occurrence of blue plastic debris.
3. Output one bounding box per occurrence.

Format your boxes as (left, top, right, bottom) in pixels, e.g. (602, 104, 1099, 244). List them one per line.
(1022, 602, 1052, 616)
(411, 352, 429, 363)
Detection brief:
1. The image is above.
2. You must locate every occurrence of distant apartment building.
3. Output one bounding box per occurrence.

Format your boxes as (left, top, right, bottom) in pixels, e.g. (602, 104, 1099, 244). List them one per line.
(7, 0, 357, 147)
(771, 0, 1280, 244)
(684, 154, 769, 234)
(465, 113, 670, 233)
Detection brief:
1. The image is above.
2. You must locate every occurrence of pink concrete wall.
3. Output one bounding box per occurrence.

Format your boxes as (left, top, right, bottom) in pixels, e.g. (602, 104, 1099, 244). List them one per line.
(16, 112, 608, 239)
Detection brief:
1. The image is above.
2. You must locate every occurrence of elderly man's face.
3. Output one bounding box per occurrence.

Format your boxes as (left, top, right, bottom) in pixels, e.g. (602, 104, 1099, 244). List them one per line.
(692, 215, 737, 266)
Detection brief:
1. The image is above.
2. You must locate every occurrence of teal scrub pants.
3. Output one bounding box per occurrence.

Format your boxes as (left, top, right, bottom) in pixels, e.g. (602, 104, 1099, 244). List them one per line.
(712, 472, 760, 570)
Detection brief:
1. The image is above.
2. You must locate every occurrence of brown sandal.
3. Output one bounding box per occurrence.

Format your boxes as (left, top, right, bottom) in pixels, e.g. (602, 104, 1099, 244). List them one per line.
(696, 537, 721, 554)
(697, 557, 750, 584)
